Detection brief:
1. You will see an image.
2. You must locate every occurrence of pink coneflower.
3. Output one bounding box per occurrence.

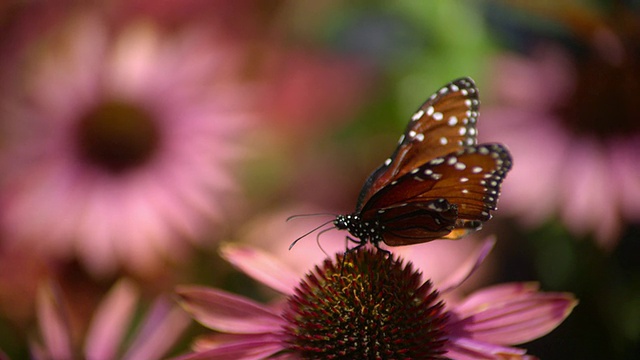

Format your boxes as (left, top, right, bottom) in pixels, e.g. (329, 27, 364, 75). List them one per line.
(0, 11, 253, 275)
(176, 240, 576, 359)
(31, 279, 190, 360)
(262, 49, 375, 136)
(480, 5, 640, 248)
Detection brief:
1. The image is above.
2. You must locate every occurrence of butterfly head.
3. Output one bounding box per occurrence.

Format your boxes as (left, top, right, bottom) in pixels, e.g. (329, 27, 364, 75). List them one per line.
(333, 214, 348, 230)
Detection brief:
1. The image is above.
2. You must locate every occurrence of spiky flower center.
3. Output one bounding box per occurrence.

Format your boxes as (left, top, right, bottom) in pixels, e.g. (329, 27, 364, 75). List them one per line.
(76, 100, 161, 174)
(282, 249, 448, 359)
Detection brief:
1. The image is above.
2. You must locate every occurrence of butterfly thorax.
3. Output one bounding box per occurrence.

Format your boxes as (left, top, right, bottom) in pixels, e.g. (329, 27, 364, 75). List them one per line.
(334, 214, 385, 247)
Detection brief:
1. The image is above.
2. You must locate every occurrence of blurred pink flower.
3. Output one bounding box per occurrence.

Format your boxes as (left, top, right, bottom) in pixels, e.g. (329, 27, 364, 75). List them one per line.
(480, 8, 640, 249)
(480, 47, 640, 248)
(31, 279, 189, 360)
(176, 239, 576, 359)
(262, 49, 376, 136)
(0, 11, 253, 275)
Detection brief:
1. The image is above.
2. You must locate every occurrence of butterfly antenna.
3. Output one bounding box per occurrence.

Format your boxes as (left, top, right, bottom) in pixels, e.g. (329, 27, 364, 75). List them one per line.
(288, 219, 335, 250)
(315, 226, 336, 258)
(286, 213, 336, 222)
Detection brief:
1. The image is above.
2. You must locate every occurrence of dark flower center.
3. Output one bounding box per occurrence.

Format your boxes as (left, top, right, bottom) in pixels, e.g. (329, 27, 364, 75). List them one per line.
(282, 249, 449, 359)
(76, 100, 160, 174)
(556, 12, 640, 139)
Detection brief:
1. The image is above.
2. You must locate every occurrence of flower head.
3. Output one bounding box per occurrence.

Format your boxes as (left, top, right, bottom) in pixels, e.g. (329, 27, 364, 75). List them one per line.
(0, 10, 253, 275)
(176, 240, 576, 359)
(480, 3, 640, 248)
(283, 250, 448, 359)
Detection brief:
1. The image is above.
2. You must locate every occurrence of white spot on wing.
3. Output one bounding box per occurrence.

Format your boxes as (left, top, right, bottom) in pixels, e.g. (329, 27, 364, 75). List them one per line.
(412, 109, 425, 121)
(426, 106, 435, 116)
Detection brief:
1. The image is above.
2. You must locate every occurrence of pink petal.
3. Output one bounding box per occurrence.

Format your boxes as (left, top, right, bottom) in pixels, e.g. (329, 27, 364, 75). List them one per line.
(450, 283, 578, 345)
(439, 237, 496, 293)
(34, 283, 73, 360)
(84, 279, 139, 359)
(480, 109, 568, 226)
(176, 286, 285, 333)
(611, 139, 640, 219)
(220, 244, 300, 295)
(453, 283, 541, 316)
(560, 139, 619, 245)
(171, 339, 286, 360)
(191, 333, 283, 352)
(29, 342, 47, 360)
(446, 337, 531, 360)
(0, 348, 12, 360)
(121, 298, 191, 360)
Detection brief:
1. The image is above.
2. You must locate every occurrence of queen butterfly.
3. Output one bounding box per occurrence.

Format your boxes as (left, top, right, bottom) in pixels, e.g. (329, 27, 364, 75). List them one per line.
(290, 77, 512, 251)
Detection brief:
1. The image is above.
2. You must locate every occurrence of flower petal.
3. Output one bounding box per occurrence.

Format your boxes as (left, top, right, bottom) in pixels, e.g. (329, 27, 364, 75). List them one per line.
(122, 297, 191, 360)
(220, 244, 300, 296)
(446, 337, 532, 360)
(172, 339, 285, 360)
(439, 237, 496, 293)
(453, 283, 541, 316)
(449, 283, 578, 345)
(84, 279, 139, 359)
(33, 283, 73, 360)
(176, 286, 285, 334)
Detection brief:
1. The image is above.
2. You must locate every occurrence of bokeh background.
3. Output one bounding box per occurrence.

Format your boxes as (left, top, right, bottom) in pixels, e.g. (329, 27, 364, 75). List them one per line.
(1, 0, 639, 359)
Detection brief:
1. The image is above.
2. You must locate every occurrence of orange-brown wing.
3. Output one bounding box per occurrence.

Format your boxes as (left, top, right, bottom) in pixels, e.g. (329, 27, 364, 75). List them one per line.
(360, 144, 512, 245)
(372, 199, 459, 246)
(356, 77, 480, 211)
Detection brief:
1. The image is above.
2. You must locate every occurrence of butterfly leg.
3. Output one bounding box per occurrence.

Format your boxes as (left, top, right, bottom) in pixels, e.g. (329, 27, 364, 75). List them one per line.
(339, 236, 368, 273)
(345, 235, 361, 245)
(374, 243, 391, 257)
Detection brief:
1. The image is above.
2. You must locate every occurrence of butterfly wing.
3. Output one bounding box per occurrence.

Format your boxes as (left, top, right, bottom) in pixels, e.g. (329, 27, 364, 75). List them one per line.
(356, 77, 480, 211)
(370, 199, 460, 246)
(361, 144, 512, 246)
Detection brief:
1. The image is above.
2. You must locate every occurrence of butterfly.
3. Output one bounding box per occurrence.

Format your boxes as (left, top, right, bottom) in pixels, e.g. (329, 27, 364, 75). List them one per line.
(316, 77, 512, 252)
